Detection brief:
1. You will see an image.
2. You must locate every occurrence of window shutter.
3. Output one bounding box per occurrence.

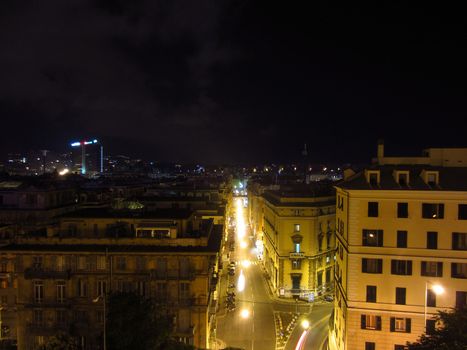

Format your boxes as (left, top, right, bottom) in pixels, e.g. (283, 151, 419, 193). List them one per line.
(376, 316, 382, 330)
(361, 315, 366, 329)
(437, 262, 443, 277)
(406, 318, 411, 333)
(407, 261, 412, 275)
(362, 259, 367, 273)
(391, 260, 396, 274)
(453, 232, 458, 249)
(390, 317, 395, 332)
(377, 259, 383, 273)
(379, 230, 384, 247)
(421, 261, 426, 275)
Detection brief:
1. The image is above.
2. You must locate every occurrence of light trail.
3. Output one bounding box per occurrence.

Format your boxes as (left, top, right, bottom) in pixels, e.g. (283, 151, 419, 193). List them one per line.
(295, 330, 309, 350)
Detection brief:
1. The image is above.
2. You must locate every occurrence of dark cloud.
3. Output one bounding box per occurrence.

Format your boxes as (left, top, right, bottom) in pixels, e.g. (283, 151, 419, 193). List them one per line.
(0, 1, 466, 164)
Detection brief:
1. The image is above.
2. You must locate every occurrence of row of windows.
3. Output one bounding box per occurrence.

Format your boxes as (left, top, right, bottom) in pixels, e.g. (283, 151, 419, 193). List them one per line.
(364, 319, 438, 350)
(362, 229, 467, 250)
(32, 280, 192, 303)
(366, 285, 467, 308)
(29, 255, 193, 272)
(362, 258, 467, 278)
(361, 314, 411, 333)
(367, 202, 467, 220)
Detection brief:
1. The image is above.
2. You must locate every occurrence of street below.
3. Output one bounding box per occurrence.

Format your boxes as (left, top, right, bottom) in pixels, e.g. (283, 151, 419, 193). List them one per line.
(216, 196, 332, 350)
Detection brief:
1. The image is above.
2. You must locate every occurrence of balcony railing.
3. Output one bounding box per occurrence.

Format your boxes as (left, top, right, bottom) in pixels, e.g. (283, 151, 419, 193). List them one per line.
(149, 269, 196, 280)
(289, 252, 305, 259)
(24, 268, 71, 280)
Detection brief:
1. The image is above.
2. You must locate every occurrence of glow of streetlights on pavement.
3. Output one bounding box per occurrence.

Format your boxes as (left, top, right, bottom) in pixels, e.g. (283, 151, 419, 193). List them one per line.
(240, 241, 247, 249)
(241, 260, 251, 268)
(240, 309, 250, 319)
(237, 270, 245, 292)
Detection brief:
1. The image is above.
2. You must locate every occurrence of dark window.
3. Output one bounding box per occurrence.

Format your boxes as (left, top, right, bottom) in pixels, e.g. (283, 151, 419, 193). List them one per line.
(427, 289, 436, 307)
(426, 320, 436, 335)
(369, 173, 378, 186)
(291, 275, 301, 291)
(394, 346, 406, 350)
(361, 315, 382, 330)
(459, 204, 467, 220)
(365, 342, 375, 350)
(317, 271, 323, 286)
(366, 286, 377, 303)
(292, 259, 301, 270)
(422, 203, 444, 219)
(368, 202, 379, 217)
(451, 263, 467, 279)
(455, 291, 467, 309)
(362, 229, 384, 247)
(362, 258, 383, 274)
(397, 173, 408, 186)
(397, 203, 408, 218)
(397, 231, 407, 248)
(391, 260, 412, 275)
(421, 261, 443, 277)
(452, 232, 467, 250)
(396, 287, 406, 305)
(427, 232, 438, 249)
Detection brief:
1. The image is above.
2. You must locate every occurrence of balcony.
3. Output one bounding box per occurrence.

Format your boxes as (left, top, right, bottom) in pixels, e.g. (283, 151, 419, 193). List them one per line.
(289, 252, 305, 259)
(149, 269, 196, 280)
(27, 321, 70, 334)
(24, 268, 71, 280)
(25, 298, 71, 308)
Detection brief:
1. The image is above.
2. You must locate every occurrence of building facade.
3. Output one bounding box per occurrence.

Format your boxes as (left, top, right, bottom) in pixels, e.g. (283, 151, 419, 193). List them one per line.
(329, 146, 467, 350)
(1, 208, 222, 350)
(257, 185, 336, 300)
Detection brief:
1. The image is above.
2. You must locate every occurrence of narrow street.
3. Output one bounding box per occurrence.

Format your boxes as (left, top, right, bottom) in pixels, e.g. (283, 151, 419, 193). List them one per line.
(216, 196, 333, 350)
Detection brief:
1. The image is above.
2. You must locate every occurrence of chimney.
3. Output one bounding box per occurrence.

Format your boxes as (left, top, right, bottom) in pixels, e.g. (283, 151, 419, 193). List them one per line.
(377, 139, 384, 162)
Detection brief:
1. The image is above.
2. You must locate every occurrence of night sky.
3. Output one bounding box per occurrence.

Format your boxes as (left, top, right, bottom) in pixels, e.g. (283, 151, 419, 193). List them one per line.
(1, 1, 466, 164)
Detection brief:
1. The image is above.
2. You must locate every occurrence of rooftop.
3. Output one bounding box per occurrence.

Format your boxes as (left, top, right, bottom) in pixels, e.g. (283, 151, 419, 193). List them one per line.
(338, 165, 467, 191)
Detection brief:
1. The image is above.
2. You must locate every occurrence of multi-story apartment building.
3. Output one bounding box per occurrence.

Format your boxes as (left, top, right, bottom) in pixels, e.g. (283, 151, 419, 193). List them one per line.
(0, 179, 78, 228)
(329, 144, 467, 350)
(258, 184, 336, 299)
(1, 207, 222, 350)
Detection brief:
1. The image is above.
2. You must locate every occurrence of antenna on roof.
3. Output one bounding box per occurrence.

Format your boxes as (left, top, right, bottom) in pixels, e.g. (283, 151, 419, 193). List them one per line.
(302, 143, 309, 184)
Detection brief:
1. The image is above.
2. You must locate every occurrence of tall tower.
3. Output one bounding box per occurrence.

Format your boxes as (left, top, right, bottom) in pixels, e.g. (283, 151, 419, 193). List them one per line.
(70, 139, 103, 176)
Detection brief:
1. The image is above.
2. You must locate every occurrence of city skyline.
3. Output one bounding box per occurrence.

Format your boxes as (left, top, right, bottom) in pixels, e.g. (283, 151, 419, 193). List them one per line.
(1, 2, 466, 164)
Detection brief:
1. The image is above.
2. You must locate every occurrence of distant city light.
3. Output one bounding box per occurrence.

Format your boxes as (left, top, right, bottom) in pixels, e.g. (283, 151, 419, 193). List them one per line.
(59, 168, 69, 176)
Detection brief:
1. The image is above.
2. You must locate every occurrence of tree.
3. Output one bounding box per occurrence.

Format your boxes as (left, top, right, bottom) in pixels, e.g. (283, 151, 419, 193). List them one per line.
(107, 291, 193, 350)
(407, 307, 467, 350)
(39, 332, 78, 350)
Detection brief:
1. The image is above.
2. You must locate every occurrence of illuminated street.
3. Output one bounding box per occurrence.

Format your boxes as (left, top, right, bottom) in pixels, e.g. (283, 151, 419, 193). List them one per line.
(216, 195, 332, 350)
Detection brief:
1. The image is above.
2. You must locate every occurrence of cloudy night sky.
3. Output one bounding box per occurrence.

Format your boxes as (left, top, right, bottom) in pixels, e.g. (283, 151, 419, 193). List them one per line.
(0, 1, 466, 164)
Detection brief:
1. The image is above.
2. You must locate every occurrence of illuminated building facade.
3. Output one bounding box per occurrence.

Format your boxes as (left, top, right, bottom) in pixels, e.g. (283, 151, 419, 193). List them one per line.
(2, 207, 222, 350)
(70, 139, 103, 176)
(329, 145, 467, 350)
(258, 185, 336, 299)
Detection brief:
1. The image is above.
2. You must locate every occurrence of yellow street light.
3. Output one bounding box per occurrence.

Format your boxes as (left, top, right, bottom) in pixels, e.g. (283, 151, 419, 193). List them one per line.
(301, 319, 310, 329)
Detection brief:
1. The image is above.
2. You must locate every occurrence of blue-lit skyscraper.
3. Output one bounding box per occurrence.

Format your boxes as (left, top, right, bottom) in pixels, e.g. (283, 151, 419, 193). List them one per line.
(70, 139, 103, 176)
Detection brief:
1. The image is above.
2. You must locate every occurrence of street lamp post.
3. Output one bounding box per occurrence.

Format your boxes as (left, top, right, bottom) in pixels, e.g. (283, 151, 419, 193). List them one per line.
(93, 294, 106, 350)
(424, 282, 444, 330)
